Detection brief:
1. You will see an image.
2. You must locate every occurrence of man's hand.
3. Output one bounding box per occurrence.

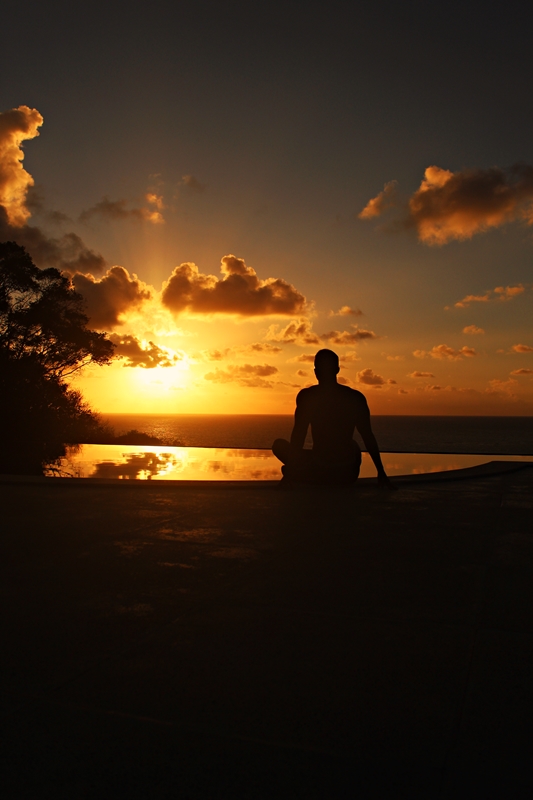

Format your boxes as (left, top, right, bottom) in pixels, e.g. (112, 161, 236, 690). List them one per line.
(377, 472, 397, 491)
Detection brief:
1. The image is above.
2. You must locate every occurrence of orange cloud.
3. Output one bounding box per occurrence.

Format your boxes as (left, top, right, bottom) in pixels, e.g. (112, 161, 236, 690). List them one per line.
(204, 363, 279, 388)
(198, 342, 283, 362)
(486, 378, 518, 396)
(0, 105, 43, 227)
(329, 305, 363, 317)
(72, 267, 152, 329)
(463, 325, 485, 335)
(287, 353, 316, 363)
(0, 106, 107, 273)
(162, 255, 307, 317)
(408, 371, 435, 378)
(358, 180, 397, 219)
(413, 344, 477, 360)
(266, 318, 320, 345)
(454, 284, 524, 308)
(511, 343, 533, 353)
(361, 164, 533, 244)
(79, 194, 165, 224)
(356, 368, 386, 386)
(321, 326, 377, 345)
(109, 334, 183, 368)
(511, 368, 533, 375)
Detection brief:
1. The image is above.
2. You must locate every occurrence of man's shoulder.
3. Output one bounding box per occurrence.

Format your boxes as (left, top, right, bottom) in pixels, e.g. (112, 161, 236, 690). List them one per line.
(296, 385, 318, 403)
(338, 384, 368, 404)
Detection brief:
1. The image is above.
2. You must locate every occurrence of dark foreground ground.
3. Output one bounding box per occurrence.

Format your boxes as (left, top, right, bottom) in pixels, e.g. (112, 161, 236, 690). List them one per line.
(1, 465, 533, 799)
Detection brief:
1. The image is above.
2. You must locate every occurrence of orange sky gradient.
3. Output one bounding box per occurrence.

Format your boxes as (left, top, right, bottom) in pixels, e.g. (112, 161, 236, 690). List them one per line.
(2, 4, 533, 425)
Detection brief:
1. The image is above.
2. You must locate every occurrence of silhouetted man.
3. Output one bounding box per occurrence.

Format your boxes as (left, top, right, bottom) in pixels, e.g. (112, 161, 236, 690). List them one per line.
(272, 349, 393, 487)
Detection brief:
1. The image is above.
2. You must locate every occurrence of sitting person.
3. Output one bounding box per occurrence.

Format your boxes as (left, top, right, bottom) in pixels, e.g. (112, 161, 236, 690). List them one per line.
(272, 348, 393, 488)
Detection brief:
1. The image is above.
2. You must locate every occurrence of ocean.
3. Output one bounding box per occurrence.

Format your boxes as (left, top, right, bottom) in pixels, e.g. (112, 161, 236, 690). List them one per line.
(101, 414, 533, 455)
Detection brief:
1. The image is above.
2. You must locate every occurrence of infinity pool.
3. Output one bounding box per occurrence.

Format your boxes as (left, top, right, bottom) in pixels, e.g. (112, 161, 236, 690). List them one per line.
(47, 445, 533, 481)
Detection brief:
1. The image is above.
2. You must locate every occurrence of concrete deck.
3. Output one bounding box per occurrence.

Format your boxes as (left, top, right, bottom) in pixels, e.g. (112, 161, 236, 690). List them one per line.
(2, 464, 533, 798)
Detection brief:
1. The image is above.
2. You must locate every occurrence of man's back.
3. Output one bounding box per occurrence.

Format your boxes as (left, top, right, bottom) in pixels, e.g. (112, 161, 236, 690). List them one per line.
(295, 383, 369, 464)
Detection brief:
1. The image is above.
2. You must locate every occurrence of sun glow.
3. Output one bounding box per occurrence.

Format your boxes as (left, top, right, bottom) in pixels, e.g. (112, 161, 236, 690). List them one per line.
(132, 358, 191, 395)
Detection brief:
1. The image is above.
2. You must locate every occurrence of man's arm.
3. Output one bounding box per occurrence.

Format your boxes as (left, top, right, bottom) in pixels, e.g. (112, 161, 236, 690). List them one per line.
(355, 402, 395, 490)
(289, 392, 310, 450)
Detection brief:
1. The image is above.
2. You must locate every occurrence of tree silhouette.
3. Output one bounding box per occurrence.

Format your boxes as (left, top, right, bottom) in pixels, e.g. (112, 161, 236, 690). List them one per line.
(0, 241, 114, 473)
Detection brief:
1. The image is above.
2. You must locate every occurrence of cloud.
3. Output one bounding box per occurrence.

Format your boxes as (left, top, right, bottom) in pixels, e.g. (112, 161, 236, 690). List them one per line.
(72, 267, 152, 329)
(109, 333, 183, 368)
(0, 105, 43, 227)
(463, 325, 485, 335)
(26, 186, 71, 225)
(511, 368, 533, 375)
(356, 368, 386, 386)
(240, 342, 283, 354)
(197, 342, 283, 362)
(486, 378, 518, 396)
(329, 305, 363, 317)
(358, 180, 398, 220)
(204, 363, 279, 388)
(0, 106, 107, 273)
(0, 207, 108, 273)
(360, 163, 533, 245)
(413, 344, 477, 360)
(386, 355, 404, 361)
(199, 348, 231, 361)
(296, 369, 308, 377)
(181, 175, 207, 192)
(454, 284, 524, 308)
(511, 343, 533, 353)
(162, 255, 307, 317)
(340, 351, 361, 363)
(320, 325, 377, 345)
(266, 318, 320, 345)
(287, 353, 316, 363)
(79, 194, 165, 224)
(408, 371, 435, 378)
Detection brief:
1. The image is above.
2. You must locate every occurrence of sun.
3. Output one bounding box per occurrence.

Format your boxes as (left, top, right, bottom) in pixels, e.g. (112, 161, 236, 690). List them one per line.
(132, 358, 191, 397)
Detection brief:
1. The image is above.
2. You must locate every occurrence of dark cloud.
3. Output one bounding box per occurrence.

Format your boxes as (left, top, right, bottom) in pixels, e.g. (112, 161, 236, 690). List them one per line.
(25, 186, 71, 225)
(79, 195, 164, 224)
(0, 206, 108, 273)
(181, 175, 207, 192)
(204, 363, 279, 388)
(109, 333, 182, 368)
(360, 164, 533, 245)
(356, 368, 386, 386)
(162, 255, 307, 317)
(72, 267, 152, 329)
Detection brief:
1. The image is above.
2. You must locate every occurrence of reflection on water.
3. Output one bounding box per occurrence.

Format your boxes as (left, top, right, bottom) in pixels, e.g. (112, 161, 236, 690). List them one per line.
(46, 445, 533, 481)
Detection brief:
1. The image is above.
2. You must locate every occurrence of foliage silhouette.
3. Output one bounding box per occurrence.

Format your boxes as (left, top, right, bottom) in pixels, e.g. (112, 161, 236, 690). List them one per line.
(0, 241, 114, 473)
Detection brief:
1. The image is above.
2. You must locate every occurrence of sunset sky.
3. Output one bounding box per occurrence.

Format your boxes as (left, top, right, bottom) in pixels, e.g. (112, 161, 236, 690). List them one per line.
(2, 1, 533, 415)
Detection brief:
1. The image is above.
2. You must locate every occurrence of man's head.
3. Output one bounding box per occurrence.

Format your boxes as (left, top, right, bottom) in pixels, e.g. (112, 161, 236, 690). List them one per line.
(314, 349, 340, 382)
